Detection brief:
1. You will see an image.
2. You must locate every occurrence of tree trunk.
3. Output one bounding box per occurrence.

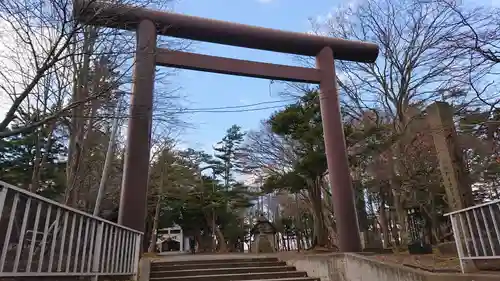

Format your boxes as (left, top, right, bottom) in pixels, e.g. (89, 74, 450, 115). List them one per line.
(194, 232, 201, 252)
(379, 198, 390, 248)
(214, 226, 227, 252)
(143, 214, 153, 253)
(393, 190, 407, 246)
(310, 181, 328, 248)
(65, 26, 98, 207)
(389, 211, 400, 246)
(30, 122, 55, 192)
(148, 197, 161, 253)
(303, 218, 312, 249)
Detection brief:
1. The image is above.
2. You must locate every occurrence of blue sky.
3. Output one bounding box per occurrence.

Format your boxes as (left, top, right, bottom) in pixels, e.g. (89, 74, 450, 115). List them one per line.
(170, 0, 500, 154)
(169, 0, 335, 153)
(3, 0, 496, 154)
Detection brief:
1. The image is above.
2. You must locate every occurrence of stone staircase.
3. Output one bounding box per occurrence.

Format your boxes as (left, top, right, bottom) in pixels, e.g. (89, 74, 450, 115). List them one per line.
(150, 257, 319, 281)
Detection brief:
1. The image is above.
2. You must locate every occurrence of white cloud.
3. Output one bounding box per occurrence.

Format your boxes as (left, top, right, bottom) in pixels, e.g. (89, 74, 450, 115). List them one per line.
(174, 142, 190, 151)
(0, 95, 9, 120)
(236, 173, 259, 187)
(0, 19, 17, 120)
(0, 16, 60, 122)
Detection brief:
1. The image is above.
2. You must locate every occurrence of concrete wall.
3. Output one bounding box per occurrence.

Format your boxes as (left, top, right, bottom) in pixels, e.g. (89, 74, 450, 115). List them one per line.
(280, 253, 341, 281)
(280, 253, 500, 281)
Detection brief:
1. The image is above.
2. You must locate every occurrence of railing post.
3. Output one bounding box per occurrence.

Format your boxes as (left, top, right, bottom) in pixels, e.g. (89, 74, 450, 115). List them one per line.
(0, 181, 145, 279)
(450, 214, 466, 273)
(91, 222, 104, 281)
(0, 185, 9, 272)
(132, 234, 142, 281)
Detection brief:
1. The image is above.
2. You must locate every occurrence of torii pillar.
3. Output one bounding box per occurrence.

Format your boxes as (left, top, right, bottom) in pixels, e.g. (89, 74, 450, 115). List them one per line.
(74, 0, 379, 252)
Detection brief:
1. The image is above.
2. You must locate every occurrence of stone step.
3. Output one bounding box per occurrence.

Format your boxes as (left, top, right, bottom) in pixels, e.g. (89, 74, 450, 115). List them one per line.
(151, 261, 287, 271)
(150, 266, 296, 278)
(149, 271, 308, 281)
(153, 258, 279, 265)
(151, 257, 279, 267)
(246, 277, 321, 281)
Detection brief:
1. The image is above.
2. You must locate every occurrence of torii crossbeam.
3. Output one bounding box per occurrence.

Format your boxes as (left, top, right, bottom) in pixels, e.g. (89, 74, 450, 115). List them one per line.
(74, 0, 379, 252)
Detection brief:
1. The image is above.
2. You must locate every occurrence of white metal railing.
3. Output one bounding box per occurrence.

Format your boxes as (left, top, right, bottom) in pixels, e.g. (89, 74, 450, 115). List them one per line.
(0, 180, 143, 279)
(445, 199, 500, 273)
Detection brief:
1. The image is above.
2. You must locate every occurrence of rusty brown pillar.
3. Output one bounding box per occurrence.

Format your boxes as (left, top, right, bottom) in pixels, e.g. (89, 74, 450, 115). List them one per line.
(316, 47, 361, 252)
(118, 20, 157, 232)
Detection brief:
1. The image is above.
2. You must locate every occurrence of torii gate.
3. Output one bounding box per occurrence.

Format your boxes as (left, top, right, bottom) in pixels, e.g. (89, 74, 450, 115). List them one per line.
(74, 0, 379, 252)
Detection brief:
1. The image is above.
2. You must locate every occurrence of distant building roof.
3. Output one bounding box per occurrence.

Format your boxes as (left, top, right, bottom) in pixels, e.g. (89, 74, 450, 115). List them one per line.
(250, 216, 277, 235)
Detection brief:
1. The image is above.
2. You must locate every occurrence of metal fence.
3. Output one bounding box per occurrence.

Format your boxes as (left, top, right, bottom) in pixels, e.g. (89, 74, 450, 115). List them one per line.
(0, 180, 142, 279)
(445, 199, 500, 273)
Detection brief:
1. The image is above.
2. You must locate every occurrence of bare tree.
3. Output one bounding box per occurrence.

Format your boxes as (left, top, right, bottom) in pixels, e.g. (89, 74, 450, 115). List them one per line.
(240, 122, 299, 177)
(0, 0, 190, 214)
(308, 0, 480, 245)
(436, 0, 500, 111)
(0, 0, 186, 136)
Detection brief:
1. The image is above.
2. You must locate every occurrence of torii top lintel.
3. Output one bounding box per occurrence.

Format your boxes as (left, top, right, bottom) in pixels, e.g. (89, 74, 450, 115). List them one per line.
(74, 0, 379, 63)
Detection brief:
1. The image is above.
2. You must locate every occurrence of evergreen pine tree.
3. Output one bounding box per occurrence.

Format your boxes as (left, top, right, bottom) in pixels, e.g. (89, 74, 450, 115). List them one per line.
(211, 125, 245, 191)
(0, 119, 66, 198)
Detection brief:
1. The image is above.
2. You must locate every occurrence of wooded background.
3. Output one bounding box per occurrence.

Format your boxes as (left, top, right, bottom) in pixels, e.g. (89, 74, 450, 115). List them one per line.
(0, 0, 499, 252)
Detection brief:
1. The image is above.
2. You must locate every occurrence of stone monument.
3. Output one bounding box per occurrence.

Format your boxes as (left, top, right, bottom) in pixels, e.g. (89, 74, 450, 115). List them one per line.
(427, 102, 477, 272)
(250, 214, 277, 253)
(427, 102, 474, 211)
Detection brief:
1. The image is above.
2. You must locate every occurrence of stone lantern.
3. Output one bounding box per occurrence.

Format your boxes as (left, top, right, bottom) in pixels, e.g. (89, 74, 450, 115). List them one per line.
(250, 214, 277, 253)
